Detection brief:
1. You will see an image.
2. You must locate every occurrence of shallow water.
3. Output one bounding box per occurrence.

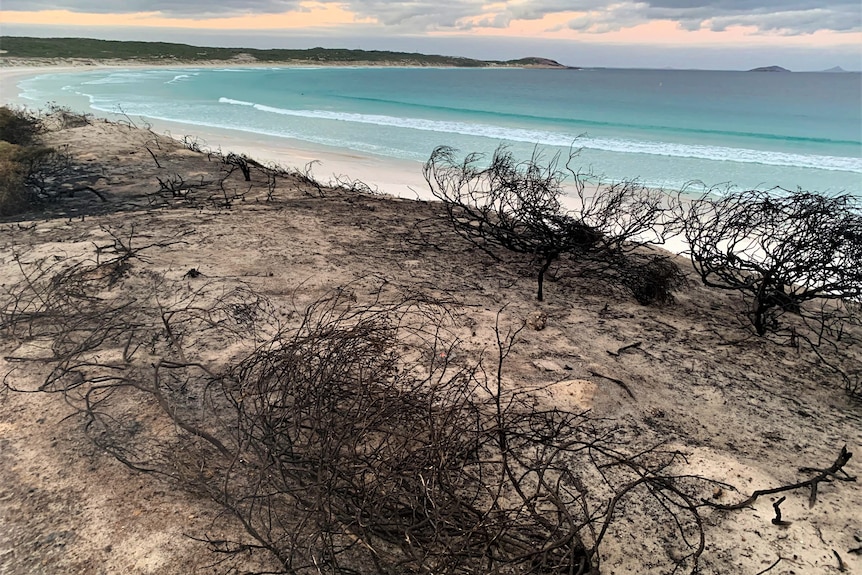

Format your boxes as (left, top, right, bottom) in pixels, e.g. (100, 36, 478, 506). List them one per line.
(18, 66, 862, 194)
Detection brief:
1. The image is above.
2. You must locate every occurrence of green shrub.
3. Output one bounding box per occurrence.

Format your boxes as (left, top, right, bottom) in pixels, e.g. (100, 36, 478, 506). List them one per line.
(0, 106, 41, 146)
(0, 141, 28, 216)
(0, 120, 70, 216)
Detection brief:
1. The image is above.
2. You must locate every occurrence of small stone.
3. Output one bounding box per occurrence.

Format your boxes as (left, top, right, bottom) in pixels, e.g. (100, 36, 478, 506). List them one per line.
(532, 359, 563, 372)
(526, 311, 547, 331)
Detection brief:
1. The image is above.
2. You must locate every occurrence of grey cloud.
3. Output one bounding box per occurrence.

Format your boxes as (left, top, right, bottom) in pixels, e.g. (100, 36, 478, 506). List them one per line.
(2, 0, 860, 34)
(0, 0, 304, 16)
(561, 0, 861, 34)
(348, 0, 487, 28)
(470, 13, 514, 29)
(0, 0, 485, 26)
(646, 0, 860, 11)
(706, 9, 862, 33)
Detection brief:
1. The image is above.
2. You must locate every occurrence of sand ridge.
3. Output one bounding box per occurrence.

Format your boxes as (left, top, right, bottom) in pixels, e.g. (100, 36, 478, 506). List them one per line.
(0, 100, 859, 575)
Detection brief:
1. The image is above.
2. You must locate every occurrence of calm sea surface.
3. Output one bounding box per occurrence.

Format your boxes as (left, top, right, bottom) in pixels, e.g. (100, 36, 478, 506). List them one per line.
(18, 66, 862, 194)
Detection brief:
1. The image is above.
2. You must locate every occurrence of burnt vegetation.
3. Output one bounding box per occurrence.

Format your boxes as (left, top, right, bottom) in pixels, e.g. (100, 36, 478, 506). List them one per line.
(425, 146, 860, 396)
(423, 145, 683, 303)
(3, 232, 855, 574)
(679, 187, 862, 396)
(679, 188, 862, 337)
(1, 116, 861, 574)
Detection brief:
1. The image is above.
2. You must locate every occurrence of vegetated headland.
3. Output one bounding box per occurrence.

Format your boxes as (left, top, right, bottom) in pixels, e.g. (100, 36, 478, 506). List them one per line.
(0, 36, 573, 68)
(748, 65, 792, 72)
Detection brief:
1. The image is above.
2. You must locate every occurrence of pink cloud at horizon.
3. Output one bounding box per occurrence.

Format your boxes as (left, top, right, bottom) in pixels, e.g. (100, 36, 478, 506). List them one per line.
(2, 1, 860, 70)
(1, 4, 860, 50)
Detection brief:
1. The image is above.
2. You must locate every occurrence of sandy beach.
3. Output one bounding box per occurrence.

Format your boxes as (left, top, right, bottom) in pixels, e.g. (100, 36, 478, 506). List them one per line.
(0, 63, 432, 200)
(1, 62, 860, 575)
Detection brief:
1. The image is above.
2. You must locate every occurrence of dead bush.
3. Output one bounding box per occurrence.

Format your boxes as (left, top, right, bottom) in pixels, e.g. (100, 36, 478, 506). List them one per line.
(680, 188, 861, 339)
(424, 145, 680, 303)
(617, 253, 689, 305)
(678, 187, 862, 397)
(2, 229, 854, 574)
(1, 237, 731, 574)
(46, 103, 91, 129)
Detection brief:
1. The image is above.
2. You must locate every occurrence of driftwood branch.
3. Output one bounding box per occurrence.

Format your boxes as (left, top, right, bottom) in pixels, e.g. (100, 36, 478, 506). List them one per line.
(588, 369, 635, 399)
(705, 446, 854, 511)
(754, 556, 783, 575)
(771, 496, 790, 526)
(607, 341, 642, 357)
(833, 549, 846, 572)
(145, 145, 161, 168)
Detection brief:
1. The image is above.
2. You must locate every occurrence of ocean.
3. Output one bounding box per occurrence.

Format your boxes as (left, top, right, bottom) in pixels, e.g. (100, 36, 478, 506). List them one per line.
(17, 66, 862, 195)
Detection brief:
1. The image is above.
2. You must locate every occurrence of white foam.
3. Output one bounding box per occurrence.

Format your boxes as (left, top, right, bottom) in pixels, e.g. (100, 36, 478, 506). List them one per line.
(217, 97, 862, 174)
(218, 97, 255, 107)
(81, 72, 149, 85)
(165, 74, 193, 85)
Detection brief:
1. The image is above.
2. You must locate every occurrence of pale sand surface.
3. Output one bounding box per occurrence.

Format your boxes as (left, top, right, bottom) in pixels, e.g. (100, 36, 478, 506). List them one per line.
(0, 71, 859, 575)
(0, 63, 690, 255)
(0, 64, 431, 200)
(144, 117, 431, 200)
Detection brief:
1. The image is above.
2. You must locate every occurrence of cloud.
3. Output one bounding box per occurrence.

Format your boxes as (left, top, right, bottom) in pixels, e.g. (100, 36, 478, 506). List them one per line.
(558, 0, 862, 35)
(0, 0, 304, 16)
(342, 0, 489, 29)
(706, 9, 862, 33)
(2, 0, 860, 34)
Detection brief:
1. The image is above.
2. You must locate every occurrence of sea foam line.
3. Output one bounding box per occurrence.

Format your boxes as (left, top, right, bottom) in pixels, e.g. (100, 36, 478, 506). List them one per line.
(217, 98, 862, 173)
(339, 94, 859, 147)
(165, 74, 197, 85)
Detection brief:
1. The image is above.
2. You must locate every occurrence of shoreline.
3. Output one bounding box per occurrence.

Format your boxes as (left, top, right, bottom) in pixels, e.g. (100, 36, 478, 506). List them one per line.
(0, 61, 689, 253)
(3, 59, 860, 196)
(1, 103, 859, 575)
(0, 62, 433, 201)
(142, 116, 432, 200)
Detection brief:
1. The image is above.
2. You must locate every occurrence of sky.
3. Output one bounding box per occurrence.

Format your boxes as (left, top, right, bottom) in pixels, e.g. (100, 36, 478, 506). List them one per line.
(1, 0, 861, 70)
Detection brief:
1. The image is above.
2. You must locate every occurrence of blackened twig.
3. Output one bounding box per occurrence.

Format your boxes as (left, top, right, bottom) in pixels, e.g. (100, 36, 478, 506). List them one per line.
(771, 496, 790, 526)
(704, 446, 854, 511)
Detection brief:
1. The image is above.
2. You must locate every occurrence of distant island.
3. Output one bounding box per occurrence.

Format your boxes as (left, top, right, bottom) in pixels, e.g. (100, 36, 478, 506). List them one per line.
(748, 65, 856, 73)
(748, 65, 791, 72)
(0, 36, 572, 69)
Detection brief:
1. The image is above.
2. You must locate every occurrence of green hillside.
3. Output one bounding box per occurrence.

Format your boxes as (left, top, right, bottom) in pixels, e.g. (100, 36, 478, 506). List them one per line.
(0, 36, 567, 68)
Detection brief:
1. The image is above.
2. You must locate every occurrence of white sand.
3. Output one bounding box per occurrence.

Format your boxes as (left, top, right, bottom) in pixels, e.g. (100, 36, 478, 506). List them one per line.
(0, 64, 432, 201)
(1, 114, 858, 575)
(0, 63, 689, 253)
(143, 117, 432, 200)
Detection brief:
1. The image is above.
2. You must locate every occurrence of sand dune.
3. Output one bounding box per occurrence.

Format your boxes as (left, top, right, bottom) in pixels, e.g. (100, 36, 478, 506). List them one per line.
(0, 83, 859, 575)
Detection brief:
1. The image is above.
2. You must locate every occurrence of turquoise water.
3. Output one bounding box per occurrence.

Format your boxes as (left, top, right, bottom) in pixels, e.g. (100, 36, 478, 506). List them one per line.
(18, 66, 862, 194)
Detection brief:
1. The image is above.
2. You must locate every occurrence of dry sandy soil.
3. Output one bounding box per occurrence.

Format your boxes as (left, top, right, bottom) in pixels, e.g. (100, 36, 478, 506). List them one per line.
(0, 114, 860, 575)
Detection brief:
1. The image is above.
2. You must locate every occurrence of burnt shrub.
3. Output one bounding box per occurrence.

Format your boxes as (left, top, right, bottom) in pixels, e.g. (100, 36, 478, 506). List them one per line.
(679, 187, 862, 338)
(424, 145, 680, 303)
(618, 253, 689, 306)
